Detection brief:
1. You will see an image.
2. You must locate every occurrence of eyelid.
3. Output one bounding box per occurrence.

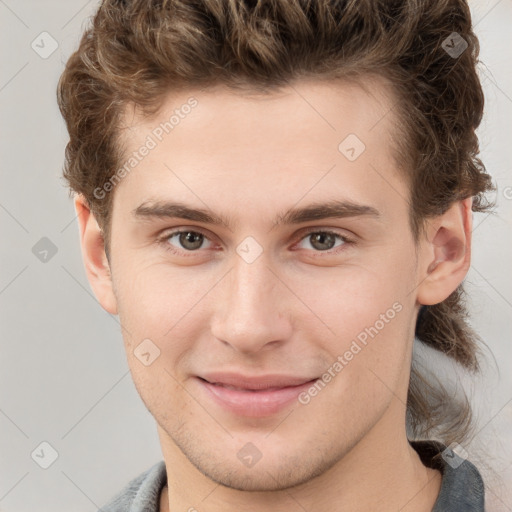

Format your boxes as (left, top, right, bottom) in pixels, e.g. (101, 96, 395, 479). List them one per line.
(157, 225, 355, 255)
(296, 226, 354, 242)
(157, 226, 217, 256)
(291, 227, 354, 255)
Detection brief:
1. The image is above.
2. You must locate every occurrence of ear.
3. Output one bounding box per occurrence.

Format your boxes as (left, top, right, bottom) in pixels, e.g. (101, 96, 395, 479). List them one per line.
(74, 195, 118, 315)
(416, 197, 473, 306)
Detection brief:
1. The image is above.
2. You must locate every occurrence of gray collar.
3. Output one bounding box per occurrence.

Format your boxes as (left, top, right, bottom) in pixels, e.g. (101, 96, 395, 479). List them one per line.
(410, 440, 485, 511)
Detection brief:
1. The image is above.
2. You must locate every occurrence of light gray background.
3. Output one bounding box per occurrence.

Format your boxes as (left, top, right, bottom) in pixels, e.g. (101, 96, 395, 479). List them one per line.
(0, 0, 511, 510)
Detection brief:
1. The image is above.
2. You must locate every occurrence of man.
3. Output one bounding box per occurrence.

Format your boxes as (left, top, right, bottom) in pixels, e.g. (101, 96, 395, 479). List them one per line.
(57, 0, 492, 510)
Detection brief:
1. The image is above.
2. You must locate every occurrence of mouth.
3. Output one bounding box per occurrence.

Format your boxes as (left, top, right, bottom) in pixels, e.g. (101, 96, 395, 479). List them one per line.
(201, 381, 295, 392)
(195, 373, 318, 417)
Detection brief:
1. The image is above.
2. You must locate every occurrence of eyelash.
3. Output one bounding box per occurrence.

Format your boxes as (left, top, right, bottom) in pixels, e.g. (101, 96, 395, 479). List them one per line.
(156, 227, 354, 257)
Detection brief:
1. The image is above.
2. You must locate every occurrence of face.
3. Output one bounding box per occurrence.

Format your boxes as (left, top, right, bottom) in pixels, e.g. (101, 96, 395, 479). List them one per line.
(105, 78, 424, 490)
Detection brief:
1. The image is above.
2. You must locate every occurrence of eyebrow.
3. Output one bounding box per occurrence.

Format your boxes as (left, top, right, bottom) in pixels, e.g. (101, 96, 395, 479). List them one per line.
(132, 199, 381, 230)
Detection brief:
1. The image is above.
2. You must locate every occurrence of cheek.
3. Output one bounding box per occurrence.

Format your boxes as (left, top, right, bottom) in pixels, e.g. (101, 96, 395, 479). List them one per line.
(289, 254, 417, 397)
(112, 265, 193, 406)
(114, 261, 203, 336)
(113, 262, 213, 390)
(290, 258, 413, 335)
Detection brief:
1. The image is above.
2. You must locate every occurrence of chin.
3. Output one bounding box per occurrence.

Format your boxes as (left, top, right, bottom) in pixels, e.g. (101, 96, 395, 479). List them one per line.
(176, 435, 342, 492)
(194, 463, 321, 492)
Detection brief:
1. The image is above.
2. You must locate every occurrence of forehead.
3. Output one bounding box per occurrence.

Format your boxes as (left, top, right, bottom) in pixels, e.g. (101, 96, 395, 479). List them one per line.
(112, 77, 407, 225)
(120, 75, 398, 146)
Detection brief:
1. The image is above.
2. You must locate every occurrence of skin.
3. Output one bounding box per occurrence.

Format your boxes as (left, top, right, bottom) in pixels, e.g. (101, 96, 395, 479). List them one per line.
(76, 77, 473, 511)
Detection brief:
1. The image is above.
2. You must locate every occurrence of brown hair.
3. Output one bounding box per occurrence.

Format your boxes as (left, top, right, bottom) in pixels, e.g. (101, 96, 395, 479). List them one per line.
(57, 0, 494, 445)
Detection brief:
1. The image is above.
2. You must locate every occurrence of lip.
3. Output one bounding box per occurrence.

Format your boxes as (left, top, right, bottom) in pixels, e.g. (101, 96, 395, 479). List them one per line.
(196, 372, 318, 417)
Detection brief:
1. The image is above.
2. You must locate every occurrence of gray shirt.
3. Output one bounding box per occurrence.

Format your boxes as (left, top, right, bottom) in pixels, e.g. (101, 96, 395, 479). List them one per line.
(99, 440, 485, 511)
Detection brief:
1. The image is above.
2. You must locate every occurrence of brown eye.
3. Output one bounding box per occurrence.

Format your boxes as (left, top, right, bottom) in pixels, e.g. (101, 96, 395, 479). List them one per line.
(308, 232, 338, 251)
(163, 230, 213, 253)
(177, 231, 205, 250)
(297, 230, 349, 253)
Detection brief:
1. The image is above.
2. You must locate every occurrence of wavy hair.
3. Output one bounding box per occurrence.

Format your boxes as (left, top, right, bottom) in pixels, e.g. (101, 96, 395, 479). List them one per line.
(57, 0, 494, 446)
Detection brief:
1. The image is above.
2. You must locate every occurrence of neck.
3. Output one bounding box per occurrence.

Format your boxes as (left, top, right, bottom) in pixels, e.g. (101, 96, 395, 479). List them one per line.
(158, 400, 441, 512)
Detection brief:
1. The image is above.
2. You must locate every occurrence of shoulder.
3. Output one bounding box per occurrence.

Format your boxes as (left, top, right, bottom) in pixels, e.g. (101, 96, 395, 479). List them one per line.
(410, 440, 485, 512)
(98, 460, 167, 512)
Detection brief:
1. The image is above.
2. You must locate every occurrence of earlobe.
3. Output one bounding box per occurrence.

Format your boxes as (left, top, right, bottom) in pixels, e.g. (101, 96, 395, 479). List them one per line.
(74, 195, 118, 315)
(416, 198, 473, 306)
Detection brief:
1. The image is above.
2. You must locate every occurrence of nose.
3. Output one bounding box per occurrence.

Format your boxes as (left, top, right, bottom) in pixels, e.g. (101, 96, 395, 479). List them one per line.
(210, 253, 292, 355)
